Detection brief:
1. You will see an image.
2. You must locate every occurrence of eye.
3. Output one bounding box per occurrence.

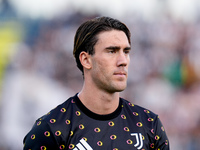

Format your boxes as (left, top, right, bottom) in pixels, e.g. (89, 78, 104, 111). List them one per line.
(124, 49, 130, 54)
(108, 49, 116, 53)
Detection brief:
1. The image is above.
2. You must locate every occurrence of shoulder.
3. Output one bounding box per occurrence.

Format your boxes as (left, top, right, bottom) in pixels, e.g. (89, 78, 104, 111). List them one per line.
(29, 94, 77, 138)
(120, 97, 160, 129)
(40, 94, 76, 122)
(23, 95, 77, 149)
(121, 98, 158, 118)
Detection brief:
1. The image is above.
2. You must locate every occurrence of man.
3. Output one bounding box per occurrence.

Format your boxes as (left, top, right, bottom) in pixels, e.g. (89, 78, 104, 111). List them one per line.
(23, 17, 169, 150)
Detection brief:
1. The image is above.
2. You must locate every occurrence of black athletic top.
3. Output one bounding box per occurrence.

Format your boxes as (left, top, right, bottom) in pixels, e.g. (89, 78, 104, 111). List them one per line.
(23, 94, 169, 150)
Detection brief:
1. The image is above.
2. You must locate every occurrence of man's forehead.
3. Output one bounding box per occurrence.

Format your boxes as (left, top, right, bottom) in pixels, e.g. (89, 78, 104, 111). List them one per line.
(96, 30, 130, 46)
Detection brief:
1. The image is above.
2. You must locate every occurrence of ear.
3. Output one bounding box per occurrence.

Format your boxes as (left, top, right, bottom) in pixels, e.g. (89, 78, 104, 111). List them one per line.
(79, 51, 92, 70)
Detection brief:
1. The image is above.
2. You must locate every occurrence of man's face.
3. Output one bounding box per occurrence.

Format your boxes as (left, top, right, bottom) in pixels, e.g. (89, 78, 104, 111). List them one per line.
(89, 30, 131, 93)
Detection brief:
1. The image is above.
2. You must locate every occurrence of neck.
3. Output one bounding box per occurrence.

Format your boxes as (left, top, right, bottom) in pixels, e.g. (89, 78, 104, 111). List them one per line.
(78, 84, 120, 115)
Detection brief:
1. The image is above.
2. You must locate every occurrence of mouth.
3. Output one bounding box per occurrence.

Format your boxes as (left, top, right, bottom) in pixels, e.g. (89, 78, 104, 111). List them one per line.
(113, 71, 127, 76)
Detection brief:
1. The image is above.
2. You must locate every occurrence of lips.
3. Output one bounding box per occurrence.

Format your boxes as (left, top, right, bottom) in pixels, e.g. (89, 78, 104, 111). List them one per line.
(113, 71, 127, 76)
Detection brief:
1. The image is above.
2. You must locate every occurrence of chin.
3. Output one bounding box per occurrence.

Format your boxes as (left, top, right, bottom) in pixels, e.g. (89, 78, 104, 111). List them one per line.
(117, 83, 127, 90)
(114, 85, 127, 92)
(106, 85, 126, 93)
(105, 82, 127, 93)
(117, 87, 126, 92)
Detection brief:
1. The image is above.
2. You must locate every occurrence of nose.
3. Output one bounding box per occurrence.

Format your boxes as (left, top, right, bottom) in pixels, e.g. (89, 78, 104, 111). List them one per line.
(117, 51, 129, 67)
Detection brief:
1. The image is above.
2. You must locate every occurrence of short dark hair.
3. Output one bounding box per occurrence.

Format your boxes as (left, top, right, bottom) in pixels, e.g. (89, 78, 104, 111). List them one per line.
(73, 16, 131, 73)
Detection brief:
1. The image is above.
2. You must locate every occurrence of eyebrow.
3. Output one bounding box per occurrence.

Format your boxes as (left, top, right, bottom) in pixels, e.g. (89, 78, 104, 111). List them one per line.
(105, 46, 131, 50)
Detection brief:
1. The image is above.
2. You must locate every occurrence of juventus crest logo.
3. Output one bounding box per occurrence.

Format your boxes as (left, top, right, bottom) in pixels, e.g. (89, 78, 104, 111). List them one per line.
(131, 133, 143, 149)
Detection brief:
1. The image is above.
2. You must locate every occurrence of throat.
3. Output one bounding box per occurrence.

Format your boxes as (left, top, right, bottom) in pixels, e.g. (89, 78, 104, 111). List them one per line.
(76, 93, 122, 120)
(78, 92, 120, 115)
